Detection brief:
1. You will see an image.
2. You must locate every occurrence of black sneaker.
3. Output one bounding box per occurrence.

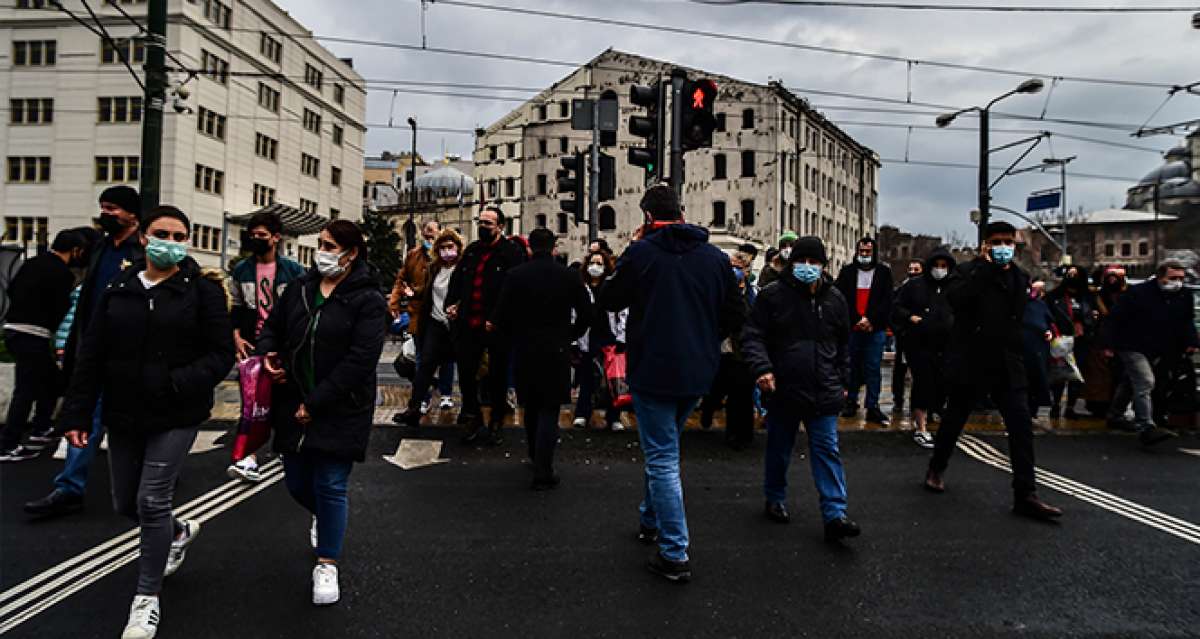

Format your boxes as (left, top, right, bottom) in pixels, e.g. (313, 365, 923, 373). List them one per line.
(24, 488, 84, 517)
(1138, 427, 1177, 447)
(865, 407, 890, 426)
(484, 423, 505, 447)
(25, 427, 56, 445)
(646, 552, 691, 583)
(1107, 418, 1137, 433)
(0, 445, 40, 462)
(839, 402, 859, 419)
(636, 525, 658, 545)
(824, 516, 862, 542)
(764, 501, 790, 524)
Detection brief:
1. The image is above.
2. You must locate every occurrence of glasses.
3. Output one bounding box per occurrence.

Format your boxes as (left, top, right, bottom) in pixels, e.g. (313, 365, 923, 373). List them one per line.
(150, 230, 188, 242)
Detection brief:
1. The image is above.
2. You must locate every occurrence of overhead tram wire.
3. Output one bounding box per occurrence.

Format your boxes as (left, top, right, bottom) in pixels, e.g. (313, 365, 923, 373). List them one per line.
(689, 0, 1200, 12)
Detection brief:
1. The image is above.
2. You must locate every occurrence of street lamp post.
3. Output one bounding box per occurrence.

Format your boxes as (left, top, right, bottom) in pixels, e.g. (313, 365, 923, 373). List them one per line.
(936, 78, 1044, 244)
(407, 117, 418, 251)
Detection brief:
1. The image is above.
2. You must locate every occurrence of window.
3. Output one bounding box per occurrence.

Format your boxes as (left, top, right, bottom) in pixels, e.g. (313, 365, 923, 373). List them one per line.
(303, 108, 322, 133)
(193, 164, 224, 195)
(559, 101, 569, 118)
(254, 133, 278, 161)
(202, 0, 231, 28)
(1104, 244, 1114, 257)
(196, 106, 226, 140)
(333, 84, 345, 105)
(716, 113, 726, 133)
(332, 124, 344, 146)
(560, 137, 569, 154)
(260, 33, 282, 64)
(537, 104, 547, 120)
(94, 156, 139, 183)
(1138, 241, 1149, 256)
(304, 63, 323, 90)
(741, 151, 755, 178)
(598, 206, 616, 231)
(713, 154, 727, 180)
(200, 50, 228, 84)
(257, 83, 280, 112)
(253, 183, 276, 207)
(331, 166, 342, 187)
(557, 213, 568, 234)
(535, 214, 547, 228)
(16, 0, 50, 7)
(2, 217, 49, 244)
(713, 201, 726, 227)
(488, 146, 497, 161)
(98, 96, 142, 123)
(504, 177, 515, 197)
(536, 174, 547, 196)
(1120, 242, 1131, 257)
(538, 140, 548, 156)
(6, 157, 51, 183)
(487, 180, 497, 198)
(13, 40, 56, 66)
(330, 208, 340, 220)
(299, 198, 318, 215)
(301, 154, 320, 178)
(742, 108, 754, 129)
(740, 199, 755, 226)
(9, 98, 52, 124)
(506, 142, 516, 158)
(297, 245, 314, 265)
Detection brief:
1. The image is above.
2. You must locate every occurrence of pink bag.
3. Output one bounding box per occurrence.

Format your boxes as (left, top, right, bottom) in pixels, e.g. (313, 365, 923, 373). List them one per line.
(232, 356, 273, 461)
(602, 345, 633, 410)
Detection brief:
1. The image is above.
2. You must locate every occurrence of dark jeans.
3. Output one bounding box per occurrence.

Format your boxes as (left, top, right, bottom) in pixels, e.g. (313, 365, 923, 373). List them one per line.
(456, 330, 512, 424)
(930, 381, 1037, 499)
(0, 331, 59, 450)
(847, 330, 886, 409)
(574, 348, 621, 425)
(408, 320, 456, 411)
(107, 426, 196, 595)
(523, 402, 560, 481)
(283, 451, 353, 560)
(700, 355, 755, 445)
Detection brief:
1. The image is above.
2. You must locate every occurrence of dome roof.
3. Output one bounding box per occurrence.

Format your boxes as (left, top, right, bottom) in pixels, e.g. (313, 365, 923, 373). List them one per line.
(1138, 160, 1191, 185)
(414, 165, 474, 195)
(1165, 146, 1190, 162)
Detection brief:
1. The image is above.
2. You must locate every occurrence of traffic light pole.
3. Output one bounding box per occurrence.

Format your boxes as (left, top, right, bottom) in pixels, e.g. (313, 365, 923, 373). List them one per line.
(138, 0, 168, 211)
(588, 101, 599, 244)
(668, 69, 687, 197)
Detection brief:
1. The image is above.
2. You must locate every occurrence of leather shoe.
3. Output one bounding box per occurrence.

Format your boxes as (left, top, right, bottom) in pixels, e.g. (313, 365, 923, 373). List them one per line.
(923, 468, 945, 493)
(531, 474, 561, 491)
(636, 525, 659, 545)
(764, 501, 790, 524)
(865, 407, 890, 426)
(839, 402, 858, 419)
(824, 516, 862, 542)
(24, 489, 83, 517)
(391, 408, 421, 428)
(1012, 494, 1063, 521)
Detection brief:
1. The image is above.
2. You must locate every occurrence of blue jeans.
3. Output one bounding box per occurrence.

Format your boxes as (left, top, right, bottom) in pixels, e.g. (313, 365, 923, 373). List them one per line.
(632, 392, 698, 563)
(763, 409, 848, 523)
(54, 400, 104, 497)
(847, 330, 886, 409)
(283, 451, 353, 560)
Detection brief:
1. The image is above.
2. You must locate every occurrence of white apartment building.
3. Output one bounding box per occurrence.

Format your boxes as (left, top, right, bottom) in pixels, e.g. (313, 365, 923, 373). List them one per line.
(474, 49, 880, 269)
(1, 0, 366, 267)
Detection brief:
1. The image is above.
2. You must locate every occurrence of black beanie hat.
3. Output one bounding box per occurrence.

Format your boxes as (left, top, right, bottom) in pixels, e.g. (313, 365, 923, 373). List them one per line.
(788, 236, 827, 264)
(98, 185, 141, 218)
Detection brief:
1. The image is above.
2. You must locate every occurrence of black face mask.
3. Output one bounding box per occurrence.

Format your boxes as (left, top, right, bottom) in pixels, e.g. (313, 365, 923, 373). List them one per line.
(96, 214, 126, 236)
(245, 237, 271, 256)
(477, 226, 495, 243)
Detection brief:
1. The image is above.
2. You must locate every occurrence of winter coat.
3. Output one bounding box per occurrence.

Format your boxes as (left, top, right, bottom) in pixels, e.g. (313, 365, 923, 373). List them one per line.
(834, 258, 894, 332)
(388, 246, 433, 335)
(63, 234, 144, 380)
(445, 236, 527, 335)
(256, 260, 388, 462)
(59, 258, 234, 434)
(493, 254, 592, 406)
(1107, 280, 1198, 360)
(1046, 285, 1098, 339)
(890, 249, 957, 354)
(4, 252, 76, 337)
(228, 255, 305, 342)
(741, 272, 851, 416)
(944, 257, 1032, 389)
(412, 259, 455, 336)
(599, 224, 746, 399)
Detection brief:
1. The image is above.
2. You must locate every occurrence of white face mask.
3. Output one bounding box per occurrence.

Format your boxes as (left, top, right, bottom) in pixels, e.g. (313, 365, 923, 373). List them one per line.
(439, 248, 458, 263)
(931, 267, 949, 281)
(586, 264, 605, 278)
(856, 255, 873, 266)
(1159, 279, 1184, 294)
(315, 250, 347, 278)
(779, 248, 792, 260)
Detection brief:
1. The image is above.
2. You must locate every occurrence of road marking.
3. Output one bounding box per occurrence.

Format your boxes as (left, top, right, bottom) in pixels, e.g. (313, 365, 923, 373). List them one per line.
(0, 460, 284, 634)
(957, 435, 1200, 546)
(1179, 448, 1200, 458)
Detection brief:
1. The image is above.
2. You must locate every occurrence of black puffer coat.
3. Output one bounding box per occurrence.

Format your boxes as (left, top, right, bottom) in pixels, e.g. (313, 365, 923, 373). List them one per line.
(891, 248, 957, 353)
(256, 260, 387, 462)
(59, 258, 234, 434)
(741, 271, 851, 416)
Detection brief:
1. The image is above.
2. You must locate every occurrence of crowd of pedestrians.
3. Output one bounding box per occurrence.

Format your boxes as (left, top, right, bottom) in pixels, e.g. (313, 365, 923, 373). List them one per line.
(1, 183, 1196, 637)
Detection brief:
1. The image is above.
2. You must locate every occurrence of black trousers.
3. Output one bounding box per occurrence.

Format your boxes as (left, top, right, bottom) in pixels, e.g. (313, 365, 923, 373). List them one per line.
(523, 402, 560, 481)
(905, 349, 944, 413)
(0, 331, 59, 450)
(701, 355, 755, 445)
(456, 330, 511, 424)
(930, 381, 1037, 499)
(408, 320, 455, 412)
(893, 336, 909, 408)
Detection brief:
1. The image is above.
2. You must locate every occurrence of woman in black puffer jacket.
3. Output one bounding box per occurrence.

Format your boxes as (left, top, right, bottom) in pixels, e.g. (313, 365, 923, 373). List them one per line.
(256, 220, 387, 607)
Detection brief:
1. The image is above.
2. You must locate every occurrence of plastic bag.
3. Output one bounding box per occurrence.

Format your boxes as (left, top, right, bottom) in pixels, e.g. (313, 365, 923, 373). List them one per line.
(1047, 351, 1083, 385)
(392, 334, 417, 380)
(1049, 334, 1075, 359)
(232, 356, 272, 462)
(602, 345, 632, 410)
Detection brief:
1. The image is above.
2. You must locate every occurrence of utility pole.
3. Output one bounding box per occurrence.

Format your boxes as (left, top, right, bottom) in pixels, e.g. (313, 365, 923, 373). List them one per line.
(588, 100, 599, 244)
(138, 0, 168, 211)
(1042, 155, 1076, 261)
(407, 117, 417, 251)
(977, 108, 989, 247)
(668, 68, 687, 196)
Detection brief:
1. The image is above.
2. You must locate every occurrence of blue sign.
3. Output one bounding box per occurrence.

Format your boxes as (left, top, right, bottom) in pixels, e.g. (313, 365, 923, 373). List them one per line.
(1027, 191, 1062, 212)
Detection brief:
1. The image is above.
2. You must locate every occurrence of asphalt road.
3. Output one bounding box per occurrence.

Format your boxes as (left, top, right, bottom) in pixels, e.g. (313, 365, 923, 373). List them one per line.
(2, 422, 1198, 638)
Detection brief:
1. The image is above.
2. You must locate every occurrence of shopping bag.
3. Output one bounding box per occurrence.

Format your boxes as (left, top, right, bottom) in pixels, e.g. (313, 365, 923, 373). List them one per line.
(1049, 335, 1074, 359)
(392, 334, 417, 380)
(602, 345, 632, 409)
(1047, 352, 1083, 385)
(232, 356, 273, 462)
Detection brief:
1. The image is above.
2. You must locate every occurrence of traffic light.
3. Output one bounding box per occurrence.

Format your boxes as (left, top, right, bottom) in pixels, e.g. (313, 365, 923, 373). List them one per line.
(679, 78, 718, 151)
(597, 151, 615, 202)
(557, 151, 585, 225)
(628, 82, 664, 182)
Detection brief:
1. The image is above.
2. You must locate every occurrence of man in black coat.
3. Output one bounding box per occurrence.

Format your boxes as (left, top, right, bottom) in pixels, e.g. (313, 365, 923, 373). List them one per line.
(834, 236, 893, 425)
(923, 222, 1062, 521)
(445, 205, 527, 445)
(493, 228, 592, 489)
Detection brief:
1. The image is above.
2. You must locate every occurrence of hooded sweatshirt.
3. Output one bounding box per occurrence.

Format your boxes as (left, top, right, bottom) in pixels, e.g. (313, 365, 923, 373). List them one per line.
(890, 248, 957, 352)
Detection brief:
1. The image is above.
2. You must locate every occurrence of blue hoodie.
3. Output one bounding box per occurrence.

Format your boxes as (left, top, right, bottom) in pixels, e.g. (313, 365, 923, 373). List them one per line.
(598, 224, 745, 398)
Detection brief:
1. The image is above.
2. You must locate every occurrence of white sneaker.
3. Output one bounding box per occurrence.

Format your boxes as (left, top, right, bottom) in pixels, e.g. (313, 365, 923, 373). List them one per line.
(913, 431, 935, 449)
(572, 418, 587, 429)
(310, 516, 318, 550)
(609, 420, 626, 432)
(226, 456, 261, 483)
(420, 400, 431, 415)
(439, 396, 455, 410)
(121, 595, 160, 639)
(312, 563, 340, 605)
(164, 520, 200, 577)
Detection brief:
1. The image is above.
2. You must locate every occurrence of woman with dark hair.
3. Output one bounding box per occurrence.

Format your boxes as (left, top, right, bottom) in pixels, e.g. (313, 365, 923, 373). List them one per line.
(1046, 266, 1099, 419)
(572, 251, 628, 430)
(59, 205, 234, 639)
(257, 220, 388, 607)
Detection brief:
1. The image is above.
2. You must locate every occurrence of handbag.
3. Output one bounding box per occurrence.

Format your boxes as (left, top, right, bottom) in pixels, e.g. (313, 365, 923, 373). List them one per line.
(601, 344, 633, 410)
(392, 334, 417, 380)
(232, 356, 273, 462)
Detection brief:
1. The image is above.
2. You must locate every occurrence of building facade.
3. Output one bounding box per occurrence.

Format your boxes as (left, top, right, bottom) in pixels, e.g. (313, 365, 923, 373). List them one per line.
(1, 0, 366, 267)
(473, 49, 880, 268)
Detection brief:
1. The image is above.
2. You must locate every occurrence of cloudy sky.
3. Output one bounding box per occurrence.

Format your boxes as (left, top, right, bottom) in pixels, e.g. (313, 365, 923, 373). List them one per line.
(277, 0, 1198, 240)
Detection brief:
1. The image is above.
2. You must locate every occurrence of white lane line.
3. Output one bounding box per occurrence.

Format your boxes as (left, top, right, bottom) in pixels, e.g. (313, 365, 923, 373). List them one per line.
(957, 435, 1200, 546)
(0, 462, 283, 633)
(1180, 448, 1200, 458)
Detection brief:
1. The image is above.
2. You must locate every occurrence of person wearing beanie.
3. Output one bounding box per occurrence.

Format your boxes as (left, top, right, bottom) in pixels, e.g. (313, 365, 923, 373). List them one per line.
(24, 187, 146, 517)
(834, 236, 894, 426)
(742, 236, 861, 542)
(599, 183, 746, 583)
(759, 231, 797, 289)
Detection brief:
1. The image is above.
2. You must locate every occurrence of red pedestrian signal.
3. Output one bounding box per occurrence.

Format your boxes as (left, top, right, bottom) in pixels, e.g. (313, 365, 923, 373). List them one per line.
(680, 79, 718, 152)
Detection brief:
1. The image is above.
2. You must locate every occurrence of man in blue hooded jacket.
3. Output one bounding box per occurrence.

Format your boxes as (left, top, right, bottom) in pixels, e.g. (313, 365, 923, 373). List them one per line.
(599, 185, 745, 583)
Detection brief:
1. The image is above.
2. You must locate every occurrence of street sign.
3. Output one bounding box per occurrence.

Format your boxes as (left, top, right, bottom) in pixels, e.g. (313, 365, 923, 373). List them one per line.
(571, 99, 593, 131)
(1026, 191, 1061, 212)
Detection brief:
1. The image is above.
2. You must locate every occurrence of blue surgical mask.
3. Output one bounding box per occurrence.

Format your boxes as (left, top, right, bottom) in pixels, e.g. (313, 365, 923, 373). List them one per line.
(422, 239, 433, 250)
(145, 237, 188, 268)
(990, 245, 1015, 265)
(792, 263, 821, 284)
